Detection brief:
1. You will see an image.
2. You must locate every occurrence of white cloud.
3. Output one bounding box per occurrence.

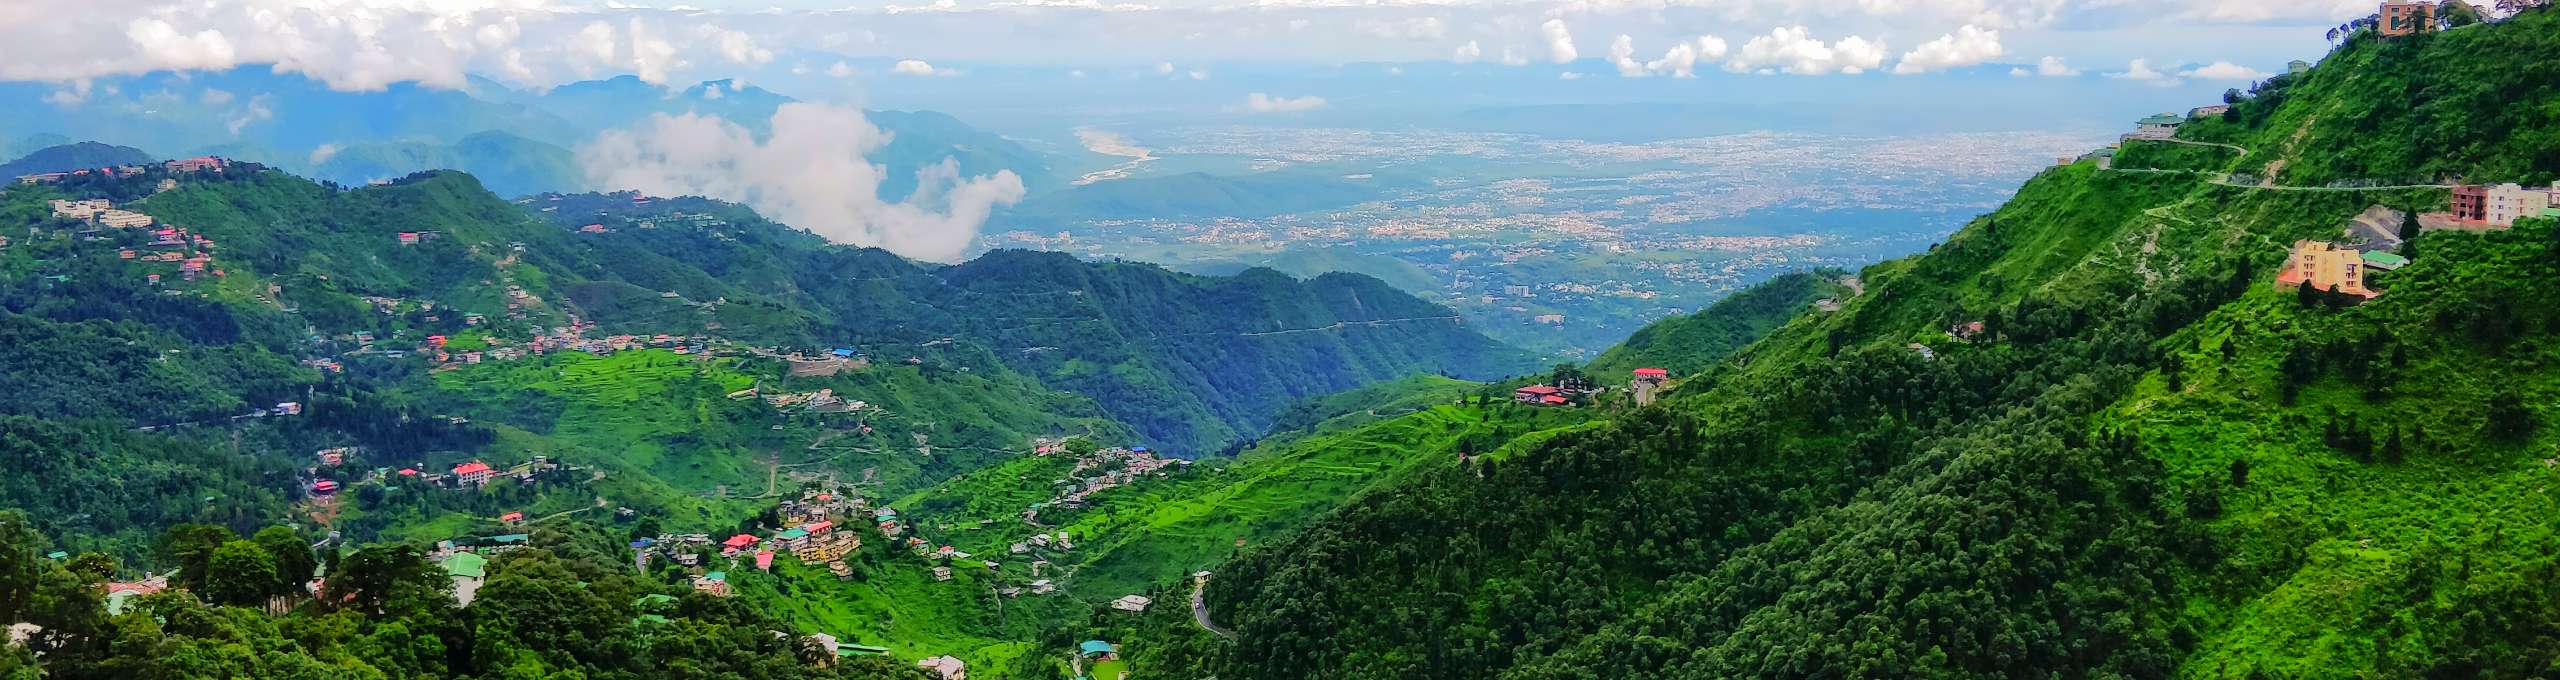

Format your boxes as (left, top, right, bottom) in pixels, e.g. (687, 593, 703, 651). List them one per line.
(701, 26, 774, 66)
(2182, 60, 2269, 81)
(1244, 92, 1326, 112)
(1892, 24, 2002, 74)
(308, 143, 341, 165)
(1155, 61, 1176, 75)
(892, 59, 950, 76)
(1354, 17, 1445, 40)
(1540, 19, 1578, 64)
(578, 103, 1026, 263)
(1557, 71, 1584, 80)
(2107, 58, 2179, 85)
(2034, 55, 2080, 76)
(826, 61, 857, 78)
(1641, 36, 1726, 78)
(1452, 40, 1482, 64)
(1727, 26, 1886, 75)
(1498, 46, 1531, 66)
(1608, 35, 1644, 76)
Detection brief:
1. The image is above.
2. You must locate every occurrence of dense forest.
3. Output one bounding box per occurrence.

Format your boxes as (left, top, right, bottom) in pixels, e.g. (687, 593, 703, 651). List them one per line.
(1103, 9, 2560, 678)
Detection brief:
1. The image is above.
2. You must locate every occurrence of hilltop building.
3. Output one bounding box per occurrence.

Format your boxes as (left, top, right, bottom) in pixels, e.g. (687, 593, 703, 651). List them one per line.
(1631, 368, 1668, 407)
(1514, 384, 1567, 405)
(452, 461, 495, 487)
(2127, 114, 2185, 140)
(2380, 1, 2436, 37)
(441, 552, 488, 607)
(2274, 240, 2381, 300)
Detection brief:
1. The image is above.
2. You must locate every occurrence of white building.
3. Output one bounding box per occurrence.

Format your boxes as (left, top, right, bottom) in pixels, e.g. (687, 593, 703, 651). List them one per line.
(1111, 594, 1153, 612)
(2483, 183, 2559, 228)
(917, 656, 967, 680)
(49, 199, 110, 220)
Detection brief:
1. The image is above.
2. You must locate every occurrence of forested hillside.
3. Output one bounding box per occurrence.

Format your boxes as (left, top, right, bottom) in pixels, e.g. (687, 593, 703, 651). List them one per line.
(0, 142, 156, 177)
(1109, 10, 2560, 678)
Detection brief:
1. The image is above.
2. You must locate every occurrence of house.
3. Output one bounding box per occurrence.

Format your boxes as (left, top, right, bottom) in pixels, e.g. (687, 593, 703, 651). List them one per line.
(804, 520, 832, 536)
(721, 533, 761, 556)
(754, 550, 775, 571)
(311, 480, 339, 495)
(2274, 240, 2381, 300)
(1029, 579, 1056, 594)
(916, 655, 967, 680)
(499, 511, 524, 525)
(1513, 384, 1563, 404)
(1078, 640, 1119, 660)
(442, 552, 489, 607)
(1111, 595, 1152, 612)
(452, 461, 496, 487)
(829, 560, 854, 578)
(2380, 1, 2435, 37)
(777, 527, 811, 550)
(95, 210, 154, 228)
(1630, 368, 1669, 406)
(931, 566, 953, 581)
(2188, 104, 2231, 119)
(102, 577, 168, 616)
(165, 156, 225, 173)
(49, 199, 110, 220)
(397, 232, 421, 246)
(692, 572, 731, 597)
(2128, 113, 2185, 140)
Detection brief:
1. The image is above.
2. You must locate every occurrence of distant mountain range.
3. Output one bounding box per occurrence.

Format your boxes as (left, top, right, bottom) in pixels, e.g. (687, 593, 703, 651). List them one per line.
(0, 67, 1054, 198)
(0, 141, 155, 177)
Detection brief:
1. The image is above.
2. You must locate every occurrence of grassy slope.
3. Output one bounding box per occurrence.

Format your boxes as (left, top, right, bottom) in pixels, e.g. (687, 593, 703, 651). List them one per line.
(1583, 269, 1843, 379)
(2113, 220, 2560, 675)
(897, 403, 1600, 605)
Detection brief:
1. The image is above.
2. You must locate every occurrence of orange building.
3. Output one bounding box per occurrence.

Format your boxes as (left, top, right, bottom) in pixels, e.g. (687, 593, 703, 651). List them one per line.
(2380, 1, 2435, 37)
(2274, 240, 2380, 300)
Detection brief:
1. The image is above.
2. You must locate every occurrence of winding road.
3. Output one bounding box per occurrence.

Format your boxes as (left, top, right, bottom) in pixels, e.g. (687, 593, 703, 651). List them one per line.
(1192, 579, 1235, 640)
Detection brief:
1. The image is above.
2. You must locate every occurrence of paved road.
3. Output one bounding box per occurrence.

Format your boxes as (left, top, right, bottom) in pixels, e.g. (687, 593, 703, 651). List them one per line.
(1192, 580, 1236, 640)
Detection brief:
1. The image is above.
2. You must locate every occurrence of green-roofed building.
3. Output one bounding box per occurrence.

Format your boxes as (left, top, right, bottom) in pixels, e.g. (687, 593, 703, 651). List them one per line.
(441, 552, 489, 579)
(776, 528, 809, 541)
(2361, 250, 2411, 271)
(484, 533, 530, 545)
(838, 644, 891, 657)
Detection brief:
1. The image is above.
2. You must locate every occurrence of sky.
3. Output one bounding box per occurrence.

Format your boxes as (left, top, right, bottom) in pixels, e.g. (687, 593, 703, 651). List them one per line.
(0, 0, 2385, 96)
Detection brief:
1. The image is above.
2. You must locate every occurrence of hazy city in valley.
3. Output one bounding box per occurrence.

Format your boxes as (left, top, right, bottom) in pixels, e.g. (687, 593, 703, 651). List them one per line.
(2, 1, 2557, 678)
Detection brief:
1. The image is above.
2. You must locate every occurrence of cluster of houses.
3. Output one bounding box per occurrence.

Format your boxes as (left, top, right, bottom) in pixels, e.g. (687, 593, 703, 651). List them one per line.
(631, 489, 870, 590)
(13, 155, 229, 185)
(42, 197, 229, 284)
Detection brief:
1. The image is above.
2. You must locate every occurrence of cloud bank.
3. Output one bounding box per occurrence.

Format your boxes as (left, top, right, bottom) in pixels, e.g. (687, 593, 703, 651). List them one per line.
(578, 103, 1026, 263)
(1728, 26, 1886, 75)
(1245, 92, 1327, 112)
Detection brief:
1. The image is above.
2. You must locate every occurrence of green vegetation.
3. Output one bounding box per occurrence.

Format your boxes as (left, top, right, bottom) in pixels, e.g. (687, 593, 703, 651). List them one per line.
(0, 516, 934, 679)
(1582, 269, 1842, 379)
(2113, 138, 2248, 173)
(1101, 11, 2560, 678)
(2182, 8, 2560, 186)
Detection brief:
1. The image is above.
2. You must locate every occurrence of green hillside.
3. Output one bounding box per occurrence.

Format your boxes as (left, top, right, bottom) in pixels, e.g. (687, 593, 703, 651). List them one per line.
(1100, 11, 2560, 679)
(1582, 269, 1845, 379)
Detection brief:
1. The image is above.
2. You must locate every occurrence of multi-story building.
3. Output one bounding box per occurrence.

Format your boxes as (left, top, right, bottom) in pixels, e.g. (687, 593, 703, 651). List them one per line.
(2274, 240, 2381, 300)
(2483, 183, 2558, 227)
(2380, 1, 2436, 37)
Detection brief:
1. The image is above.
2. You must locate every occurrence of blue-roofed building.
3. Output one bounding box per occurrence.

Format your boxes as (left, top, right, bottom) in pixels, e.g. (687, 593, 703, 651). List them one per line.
(831, 348, 856, 357)
(1079, 640, 1118, 659)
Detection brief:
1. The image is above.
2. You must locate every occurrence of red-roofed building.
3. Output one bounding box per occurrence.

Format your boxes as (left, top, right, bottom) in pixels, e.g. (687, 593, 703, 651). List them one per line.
(755, 550, 775, 571)
(805, 521, 833, 535)
(722, 534, 761, 555)
(499, 511, 524, 525)
(453, 461, 495, 487)
(312, 480, 339, 494)
(1540, 394, 1568, 405)
(1632, 368, 1668, 379)
(1513, 385, 1562, 404)
(399, 468, 419, 477)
